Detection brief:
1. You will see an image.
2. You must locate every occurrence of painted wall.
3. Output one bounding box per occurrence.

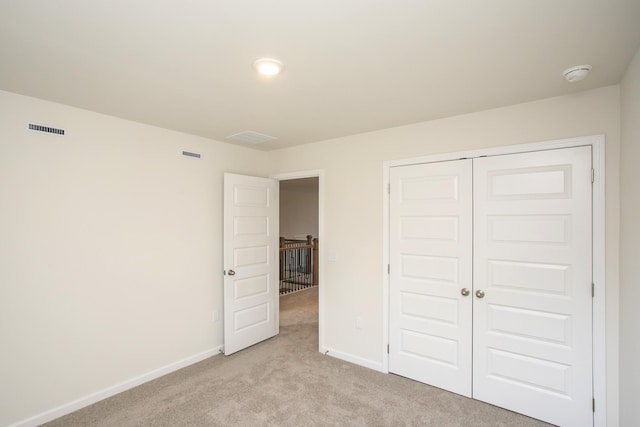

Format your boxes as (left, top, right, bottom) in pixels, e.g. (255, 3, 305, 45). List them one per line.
(1, 84, 626, 425)
(279, 181, 319, 239)
(0, 90, 270, 426)
(619, 45, 640, 427)
(268, 85, 621, 425)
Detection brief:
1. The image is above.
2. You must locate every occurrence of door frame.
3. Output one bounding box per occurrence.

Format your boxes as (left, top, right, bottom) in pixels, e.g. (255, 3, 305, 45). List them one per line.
(382, 135, 606, 426)
(271, 169, 325, 353)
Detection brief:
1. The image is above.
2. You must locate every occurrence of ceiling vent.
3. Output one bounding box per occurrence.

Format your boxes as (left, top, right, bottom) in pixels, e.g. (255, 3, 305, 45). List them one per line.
(28, 123, 65, 136)
(226, 130, 277, 144)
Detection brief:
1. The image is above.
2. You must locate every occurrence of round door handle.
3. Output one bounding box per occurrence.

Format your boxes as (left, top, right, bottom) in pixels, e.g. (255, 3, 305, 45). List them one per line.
(475, 289, 485, 298)
(461, 288, 470, 296)
(227, 269, 236, 276)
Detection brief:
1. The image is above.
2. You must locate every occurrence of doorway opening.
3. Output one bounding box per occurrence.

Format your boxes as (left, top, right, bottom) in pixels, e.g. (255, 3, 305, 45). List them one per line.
(273, 170, 325, 353)
(279, 177, 319, 295)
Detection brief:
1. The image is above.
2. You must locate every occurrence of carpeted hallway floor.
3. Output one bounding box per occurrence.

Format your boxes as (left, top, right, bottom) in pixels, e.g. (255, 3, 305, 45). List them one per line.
(44, 287, 550, 426)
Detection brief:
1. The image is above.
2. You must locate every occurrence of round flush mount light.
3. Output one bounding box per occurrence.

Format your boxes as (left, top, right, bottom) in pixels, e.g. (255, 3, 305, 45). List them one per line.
(253, 58, 284, 76)
(562, 65, 592, 83)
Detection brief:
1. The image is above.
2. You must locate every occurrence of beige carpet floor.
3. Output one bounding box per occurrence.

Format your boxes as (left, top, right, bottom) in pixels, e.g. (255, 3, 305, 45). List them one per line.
(44, 287, 550, 426)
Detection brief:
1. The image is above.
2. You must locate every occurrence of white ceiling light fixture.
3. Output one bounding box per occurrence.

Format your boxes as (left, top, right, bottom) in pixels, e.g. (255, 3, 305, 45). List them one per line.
(562, 65, 592, 82)
(253, 58, 284, 76)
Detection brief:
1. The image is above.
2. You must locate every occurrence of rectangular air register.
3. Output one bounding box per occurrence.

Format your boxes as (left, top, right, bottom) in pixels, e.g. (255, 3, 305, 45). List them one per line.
(28, 123, 65, 136)
(226, 130, 276, 144)
(182, 151, 201, 158)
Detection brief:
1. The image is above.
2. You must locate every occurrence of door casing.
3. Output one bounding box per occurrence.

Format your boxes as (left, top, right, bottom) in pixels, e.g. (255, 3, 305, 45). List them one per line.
(382, 135, 606, 426)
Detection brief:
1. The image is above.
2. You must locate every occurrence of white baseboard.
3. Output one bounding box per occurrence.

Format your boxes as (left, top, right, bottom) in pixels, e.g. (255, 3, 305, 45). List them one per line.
(10, 346, 223, 427)
(320, 346, 384, 373)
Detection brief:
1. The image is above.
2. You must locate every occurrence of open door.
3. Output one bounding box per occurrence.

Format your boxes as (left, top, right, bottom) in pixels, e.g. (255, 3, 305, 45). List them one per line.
(223, 173, 278, 355)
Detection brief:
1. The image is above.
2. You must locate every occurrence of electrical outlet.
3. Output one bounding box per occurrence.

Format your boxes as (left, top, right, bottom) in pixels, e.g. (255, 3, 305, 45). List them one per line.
(212, 310, 220, 322)
(355, 316, 363, 330)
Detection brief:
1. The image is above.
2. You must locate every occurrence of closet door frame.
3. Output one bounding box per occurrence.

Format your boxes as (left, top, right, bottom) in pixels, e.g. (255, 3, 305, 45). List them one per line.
(382, 134, 606, 426)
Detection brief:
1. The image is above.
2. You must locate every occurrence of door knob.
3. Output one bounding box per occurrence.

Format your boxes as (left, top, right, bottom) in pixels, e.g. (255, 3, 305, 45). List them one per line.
(461, 288, 470, 296)
(475, 289, 485, 298)
(227, 269, 236, 276)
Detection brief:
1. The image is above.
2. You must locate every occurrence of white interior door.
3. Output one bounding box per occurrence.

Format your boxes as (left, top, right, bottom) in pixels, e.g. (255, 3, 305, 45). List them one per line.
(388, 146, 593, 425)
(389, 159, 473, 396)
(223, 173, 278, 356)
(472, 147, 593, 426)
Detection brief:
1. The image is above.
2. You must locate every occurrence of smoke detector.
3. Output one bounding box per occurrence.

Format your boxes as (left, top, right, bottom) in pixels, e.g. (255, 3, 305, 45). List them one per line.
(562, 65, 592, 83)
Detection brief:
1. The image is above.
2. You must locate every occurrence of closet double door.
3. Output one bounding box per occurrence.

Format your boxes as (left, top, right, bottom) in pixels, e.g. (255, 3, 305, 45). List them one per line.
(389, 147, 593, 426)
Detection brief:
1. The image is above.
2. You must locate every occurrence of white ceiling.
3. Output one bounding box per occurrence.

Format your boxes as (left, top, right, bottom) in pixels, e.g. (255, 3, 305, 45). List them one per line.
(1, 1, 639, 151)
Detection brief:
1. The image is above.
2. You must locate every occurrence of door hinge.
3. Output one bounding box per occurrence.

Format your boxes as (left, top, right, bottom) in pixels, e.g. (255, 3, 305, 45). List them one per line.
(591, 168, 595, 184)
(593, 397, 595, 412)
(387, 183, 390, 194)
(387, 344, 390, 354)
(592, 282, 595, 298)
(388, 264, 390, 274)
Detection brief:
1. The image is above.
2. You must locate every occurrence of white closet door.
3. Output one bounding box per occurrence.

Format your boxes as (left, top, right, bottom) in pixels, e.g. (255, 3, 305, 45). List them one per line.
(472, 147, 593, 426)
(389, 159, 473, 396)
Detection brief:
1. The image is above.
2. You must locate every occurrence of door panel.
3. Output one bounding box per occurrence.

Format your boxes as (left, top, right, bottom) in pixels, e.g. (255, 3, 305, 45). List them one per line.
(388, 147, 593, 426)
(389, 159, 473, 397)
(223, 173, 278, 356)
(473, 147, 592, 426)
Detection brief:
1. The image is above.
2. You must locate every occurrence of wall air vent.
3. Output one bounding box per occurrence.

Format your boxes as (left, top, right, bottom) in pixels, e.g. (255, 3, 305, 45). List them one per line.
(182, 151, 201, 158)
(28, 123, 65, 136)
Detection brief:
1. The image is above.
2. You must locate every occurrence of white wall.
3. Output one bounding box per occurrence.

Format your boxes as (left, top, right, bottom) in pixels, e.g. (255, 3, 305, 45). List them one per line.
(1, 84, 626, 425)
(279, 182, 319, 238)
(619, 46, 640, 427)
(268, 85, 621, 425)
(0, 90, 270, 426)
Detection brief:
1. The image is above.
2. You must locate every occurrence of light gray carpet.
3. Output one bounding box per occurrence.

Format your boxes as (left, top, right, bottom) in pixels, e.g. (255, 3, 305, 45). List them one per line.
(44, 287, 550, 426)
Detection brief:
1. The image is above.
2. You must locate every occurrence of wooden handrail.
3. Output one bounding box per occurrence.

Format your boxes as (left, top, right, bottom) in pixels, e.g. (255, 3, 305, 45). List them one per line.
(280, 235, 314, 250)
(279, 245, 313, 251)
(280, 238, 307, 244)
